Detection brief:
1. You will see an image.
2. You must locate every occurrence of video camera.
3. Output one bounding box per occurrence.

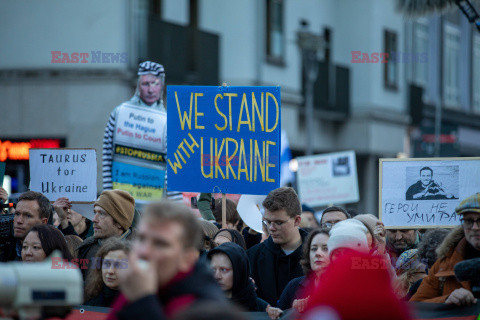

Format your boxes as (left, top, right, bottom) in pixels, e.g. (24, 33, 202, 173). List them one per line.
(454, 258, 480, 298)
(0, 253, 83, 320)
(0, 213, 15, 262)
(0, 213, 14, 239)
(0, 203, 15, 210)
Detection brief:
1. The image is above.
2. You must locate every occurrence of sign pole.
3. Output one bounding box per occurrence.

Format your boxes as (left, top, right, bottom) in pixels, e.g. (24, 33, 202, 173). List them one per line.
(222, 193, 227, 229)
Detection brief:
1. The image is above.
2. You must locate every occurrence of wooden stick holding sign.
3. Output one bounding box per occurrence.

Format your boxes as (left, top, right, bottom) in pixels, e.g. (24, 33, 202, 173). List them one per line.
(222, 193, 227, 229)
(220, 83, 228, 230)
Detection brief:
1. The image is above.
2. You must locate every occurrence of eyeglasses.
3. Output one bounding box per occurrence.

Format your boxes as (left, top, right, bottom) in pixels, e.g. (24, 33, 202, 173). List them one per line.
(460, 218, 480, 229)
(263, 217, 293, 228)
(321, 220, 342, 230)
(321, 222, 334, 229)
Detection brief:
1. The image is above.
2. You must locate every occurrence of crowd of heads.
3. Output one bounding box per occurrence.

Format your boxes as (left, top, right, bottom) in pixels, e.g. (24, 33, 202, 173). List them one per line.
(3, 183, 480, 319)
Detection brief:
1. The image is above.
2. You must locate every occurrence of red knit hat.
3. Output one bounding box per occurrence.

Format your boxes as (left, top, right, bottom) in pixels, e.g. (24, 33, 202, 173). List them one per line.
(303, 251, 411, 320)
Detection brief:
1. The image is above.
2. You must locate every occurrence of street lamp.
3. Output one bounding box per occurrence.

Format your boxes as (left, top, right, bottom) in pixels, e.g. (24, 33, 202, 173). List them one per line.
(297, 20, 324, 155)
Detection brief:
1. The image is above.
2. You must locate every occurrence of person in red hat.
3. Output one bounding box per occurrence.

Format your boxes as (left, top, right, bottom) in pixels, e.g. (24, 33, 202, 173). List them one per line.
(302, 250, 411, 320)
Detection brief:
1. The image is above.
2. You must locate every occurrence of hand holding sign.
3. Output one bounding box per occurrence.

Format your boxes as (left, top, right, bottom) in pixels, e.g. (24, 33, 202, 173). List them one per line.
(0, 187, 7, 204)
(53, 197, 71, 228)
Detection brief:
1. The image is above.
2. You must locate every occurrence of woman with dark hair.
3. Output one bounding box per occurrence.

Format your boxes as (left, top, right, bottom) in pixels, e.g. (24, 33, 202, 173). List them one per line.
(267, 228, 330, 319)
(84, 238, 130, 307)
(22, 224, 73, 262)
(213, 229, 246, 250)
(208, 242, 267, 312)
(417, 228, 450, 270)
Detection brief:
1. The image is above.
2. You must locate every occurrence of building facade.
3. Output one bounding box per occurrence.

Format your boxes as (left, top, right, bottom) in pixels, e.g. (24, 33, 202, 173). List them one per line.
(1, 0, 479, 214)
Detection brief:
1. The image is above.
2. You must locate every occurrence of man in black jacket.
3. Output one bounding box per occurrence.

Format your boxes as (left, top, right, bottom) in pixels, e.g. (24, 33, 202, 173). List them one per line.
(108, 201, 226, 320)
(247, 187, 307, 306)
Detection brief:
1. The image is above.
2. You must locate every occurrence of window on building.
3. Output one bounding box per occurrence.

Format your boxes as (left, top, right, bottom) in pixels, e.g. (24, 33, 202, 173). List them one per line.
(188, 0, 198, 72)
(384, 30, 398, 90)
(412, 19, 429, 86)
(443, 23, 461, 108)
(266, 0, 284, 64)
(150, 0, 162, 16)
(473, 35, 480, 112)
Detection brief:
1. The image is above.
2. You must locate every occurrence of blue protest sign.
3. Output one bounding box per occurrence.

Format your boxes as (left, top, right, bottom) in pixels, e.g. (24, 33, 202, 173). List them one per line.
(167, 86, 281, 195)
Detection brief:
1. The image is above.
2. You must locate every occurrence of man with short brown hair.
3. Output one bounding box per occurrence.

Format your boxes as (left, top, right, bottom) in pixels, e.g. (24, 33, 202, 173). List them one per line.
(247, 187, 307, 306)
(109, 201, 225, 319)
(320, 206, 350, 229)
(0, 191, 51, 262)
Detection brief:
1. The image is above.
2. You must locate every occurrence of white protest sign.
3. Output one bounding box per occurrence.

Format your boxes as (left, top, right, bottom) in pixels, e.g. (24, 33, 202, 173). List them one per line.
(237, 195, 266, 233)
(380, 157, 480, 228)
(29, 149, 97, 202)
(115, 104, 167, 153)
(297, 151, 359, 207)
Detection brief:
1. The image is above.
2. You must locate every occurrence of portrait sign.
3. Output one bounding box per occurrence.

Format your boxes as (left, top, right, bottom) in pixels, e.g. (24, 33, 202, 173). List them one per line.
(379, 157, 480, 228)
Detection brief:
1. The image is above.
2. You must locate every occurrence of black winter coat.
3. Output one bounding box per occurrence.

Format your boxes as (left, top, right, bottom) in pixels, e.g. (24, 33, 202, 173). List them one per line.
(85, 285, 120, 307)
(247, 229, 308, 306)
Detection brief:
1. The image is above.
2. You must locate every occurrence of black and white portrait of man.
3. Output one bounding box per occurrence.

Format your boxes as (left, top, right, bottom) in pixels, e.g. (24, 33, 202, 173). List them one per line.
(405, 166, 458, 200)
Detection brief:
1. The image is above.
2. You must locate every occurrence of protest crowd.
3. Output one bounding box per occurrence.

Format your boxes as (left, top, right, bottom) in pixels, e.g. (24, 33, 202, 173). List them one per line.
(1, 61, 480, 320)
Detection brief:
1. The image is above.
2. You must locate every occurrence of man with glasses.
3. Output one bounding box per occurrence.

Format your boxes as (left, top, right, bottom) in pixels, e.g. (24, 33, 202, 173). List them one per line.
(411, 193, 480, 305)
(319, 206, 350, 230)
(247, 187, 308, 306)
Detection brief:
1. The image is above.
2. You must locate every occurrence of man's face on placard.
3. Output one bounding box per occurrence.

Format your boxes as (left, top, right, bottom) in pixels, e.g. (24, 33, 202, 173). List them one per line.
(420, 169, 432, 187)
(139, 74, 162, 106)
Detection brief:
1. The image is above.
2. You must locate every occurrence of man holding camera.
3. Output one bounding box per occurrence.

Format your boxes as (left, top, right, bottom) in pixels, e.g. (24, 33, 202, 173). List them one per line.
(0, 191, 51, 262)
(411, 193, 480, 305)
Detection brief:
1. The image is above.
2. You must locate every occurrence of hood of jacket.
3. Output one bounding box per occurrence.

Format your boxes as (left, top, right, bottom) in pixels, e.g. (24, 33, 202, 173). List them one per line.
(208, 242, 257, 310)
(436, 226, 465, 260)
